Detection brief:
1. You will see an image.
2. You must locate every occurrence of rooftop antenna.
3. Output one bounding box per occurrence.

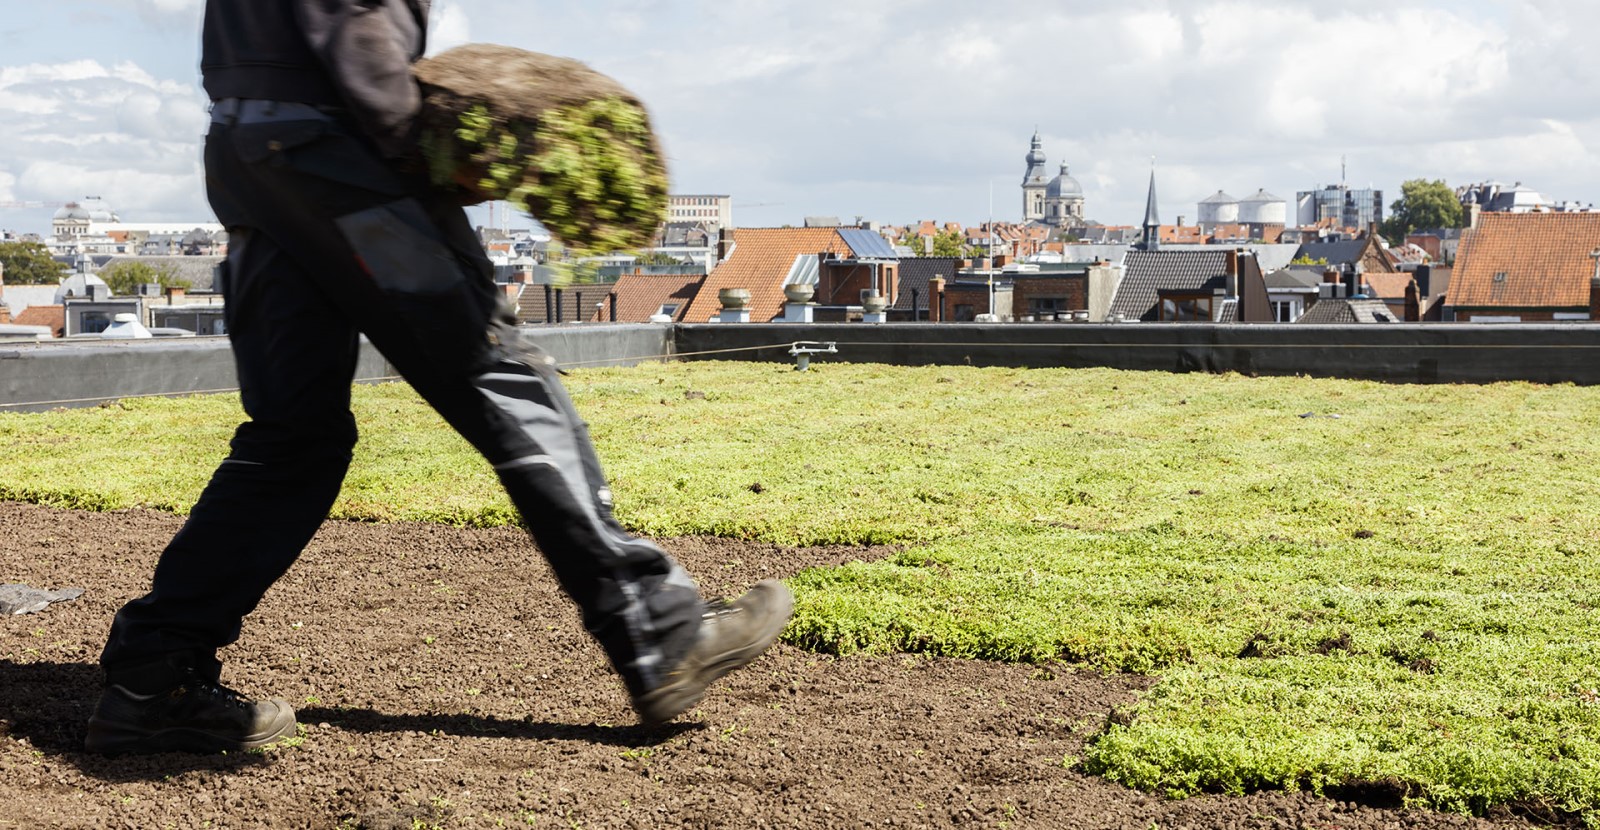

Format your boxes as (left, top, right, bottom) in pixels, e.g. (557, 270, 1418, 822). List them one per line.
(988, 178, 995, 312)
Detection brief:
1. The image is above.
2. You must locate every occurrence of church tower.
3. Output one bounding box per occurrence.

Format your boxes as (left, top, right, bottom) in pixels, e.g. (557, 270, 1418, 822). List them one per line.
(1140, 167, 1161, 251)
(1021, 130, 1048, 222)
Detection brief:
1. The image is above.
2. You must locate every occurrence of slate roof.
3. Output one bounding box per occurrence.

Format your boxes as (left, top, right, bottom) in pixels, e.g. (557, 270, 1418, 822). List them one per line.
(513, 280, 619, 324)
(1264, 265, 1325, 290)
(657, 221, 713, 248)
(1296, 298, 1399, 324)
(1158, 242, 1301, 272)
(891, 257, 964, 311)
(1293, 238, 1366, 267)
(1109, 250, 1231, 321)
(684, 228, 849, 323)
(1451, 212, 1600, 308)
(101, 255, 224, 292)
(596, 273, 705, 323)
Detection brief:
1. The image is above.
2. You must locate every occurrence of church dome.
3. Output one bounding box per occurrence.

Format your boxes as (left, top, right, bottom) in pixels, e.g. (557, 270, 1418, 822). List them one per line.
(1046, 163, 1083, 199)
(79, 197, 117, 223)
(53, 202, 89, 221)
(55, 272, 108, 303)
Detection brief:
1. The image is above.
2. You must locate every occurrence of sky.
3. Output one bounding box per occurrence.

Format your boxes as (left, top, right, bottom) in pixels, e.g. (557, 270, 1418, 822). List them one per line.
(0, 0, 1596, 238)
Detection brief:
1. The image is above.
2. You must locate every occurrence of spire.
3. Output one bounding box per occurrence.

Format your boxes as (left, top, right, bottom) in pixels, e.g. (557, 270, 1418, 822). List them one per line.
(1023, 130, 1047, 179)
(1141, 164, 1161, 251)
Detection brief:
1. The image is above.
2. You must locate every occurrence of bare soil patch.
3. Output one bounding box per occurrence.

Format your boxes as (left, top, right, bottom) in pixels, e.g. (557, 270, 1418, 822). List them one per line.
(0, 502, 1529, 828)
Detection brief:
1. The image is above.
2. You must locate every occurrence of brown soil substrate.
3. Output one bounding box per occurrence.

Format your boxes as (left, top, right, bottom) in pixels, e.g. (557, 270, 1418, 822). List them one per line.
(0, 501, 1531, 829)
(416, 45, 644, 129)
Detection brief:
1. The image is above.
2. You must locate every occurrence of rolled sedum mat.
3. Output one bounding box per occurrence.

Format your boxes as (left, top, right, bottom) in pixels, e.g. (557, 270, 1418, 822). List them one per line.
(414, 44, 669, 253)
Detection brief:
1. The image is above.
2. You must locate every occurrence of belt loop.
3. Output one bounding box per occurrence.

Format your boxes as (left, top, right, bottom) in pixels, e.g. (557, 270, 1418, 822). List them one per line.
(210, 98, 239, 127)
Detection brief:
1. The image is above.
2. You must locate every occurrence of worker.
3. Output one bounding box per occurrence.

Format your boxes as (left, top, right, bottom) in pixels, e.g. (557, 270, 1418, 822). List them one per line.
(85, 0, 791, 753)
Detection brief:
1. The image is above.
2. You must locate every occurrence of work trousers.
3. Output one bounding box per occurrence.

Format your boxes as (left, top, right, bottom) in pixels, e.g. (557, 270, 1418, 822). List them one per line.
(100, 104, 701, 699)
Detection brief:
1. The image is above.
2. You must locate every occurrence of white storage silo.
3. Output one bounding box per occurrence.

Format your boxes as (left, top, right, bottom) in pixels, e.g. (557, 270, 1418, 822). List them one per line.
(1198, 190, 1239, 225)
(1239, 189, 1287, 224)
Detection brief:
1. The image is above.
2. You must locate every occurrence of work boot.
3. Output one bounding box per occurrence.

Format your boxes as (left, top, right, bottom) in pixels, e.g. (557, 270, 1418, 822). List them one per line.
(633, 579, 794, 728)
(85, 671, 297, 754)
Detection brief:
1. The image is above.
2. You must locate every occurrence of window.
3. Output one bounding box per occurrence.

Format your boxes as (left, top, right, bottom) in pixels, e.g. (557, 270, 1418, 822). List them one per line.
(658, 303, 679, 317)
(1159, 294, 1213, 322)
(1271, 299, 1302, 322)
(953, 303, 976, 322)
(79, 311, 112, 334)
(1030, 297, 1065, 316)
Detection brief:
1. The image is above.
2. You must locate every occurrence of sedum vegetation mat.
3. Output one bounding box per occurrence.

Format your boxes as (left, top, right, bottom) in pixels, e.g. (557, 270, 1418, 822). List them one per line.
(414, 44, 669, 255)
(4, 361, 1600, 822)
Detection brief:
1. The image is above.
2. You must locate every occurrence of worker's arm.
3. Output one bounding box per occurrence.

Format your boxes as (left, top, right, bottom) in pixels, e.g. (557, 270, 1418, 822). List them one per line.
(293, 0, 427, 164)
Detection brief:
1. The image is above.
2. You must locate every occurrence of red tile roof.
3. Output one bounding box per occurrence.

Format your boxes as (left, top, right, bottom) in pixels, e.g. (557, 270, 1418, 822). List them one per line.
(1453, 213, 1600, 308)
(13, 304, 63, 336)
(594, 272, 706, 322)
(1362, 272, 1415, 301)
(685, 228, 848, 323)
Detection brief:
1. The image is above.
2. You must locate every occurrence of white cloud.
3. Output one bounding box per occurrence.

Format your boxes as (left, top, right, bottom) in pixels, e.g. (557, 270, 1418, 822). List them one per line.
(0, 58, 209, 223)
(134, 0, 199, 13)
(558, 0, 1550, 224)
(428, 1, 473, 56)
(6, 0, 1600, 232)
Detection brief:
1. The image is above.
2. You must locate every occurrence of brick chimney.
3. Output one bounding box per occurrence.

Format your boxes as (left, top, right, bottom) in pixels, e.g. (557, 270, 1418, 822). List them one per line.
(1404, 279, 1421, 322)
(165, 285, 186, 304)
(514, 259, 535, 284)
(1224, 249, 1240, 297)
(717, 227, 735, 263)
(929, 276, 946, 323)
(1319, 268, 1346, 300)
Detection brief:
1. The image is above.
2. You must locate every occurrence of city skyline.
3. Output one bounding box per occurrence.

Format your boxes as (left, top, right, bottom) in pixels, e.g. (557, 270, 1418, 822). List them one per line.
(1, 1, 1596, 237)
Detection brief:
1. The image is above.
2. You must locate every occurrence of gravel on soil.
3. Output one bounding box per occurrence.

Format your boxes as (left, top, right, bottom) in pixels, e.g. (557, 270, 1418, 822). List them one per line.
(0, 501, 1533, 829)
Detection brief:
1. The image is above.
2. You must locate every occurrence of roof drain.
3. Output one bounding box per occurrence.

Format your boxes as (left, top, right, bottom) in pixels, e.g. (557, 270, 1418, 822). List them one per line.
(788, 341, 837, 372)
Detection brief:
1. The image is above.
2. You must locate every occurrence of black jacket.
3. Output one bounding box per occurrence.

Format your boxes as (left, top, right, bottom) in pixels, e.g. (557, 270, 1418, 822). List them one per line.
(201, 0, 430, 161)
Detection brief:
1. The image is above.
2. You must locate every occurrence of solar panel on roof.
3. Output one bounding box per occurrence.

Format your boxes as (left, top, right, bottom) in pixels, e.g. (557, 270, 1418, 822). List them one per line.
(838, 228, 899, 259)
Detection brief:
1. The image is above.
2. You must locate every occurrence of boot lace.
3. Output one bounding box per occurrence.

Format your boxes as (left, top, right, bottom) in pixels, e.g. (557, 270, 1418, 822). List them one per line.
(175, 674, 249, 710)
(702, 597, 742, 621)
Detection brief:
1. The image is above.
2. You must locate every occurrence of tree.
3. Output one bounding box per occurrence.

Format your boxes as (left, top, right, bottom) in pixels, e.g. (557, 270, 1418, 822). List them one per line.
(899, 229, 973, 258)
(633, 251, 684, 266)
(1290, 254, 1329, 266)
(1381, 178, 1465, 244)
(98, 261, 191, 296)
(0, 241, 69, 285)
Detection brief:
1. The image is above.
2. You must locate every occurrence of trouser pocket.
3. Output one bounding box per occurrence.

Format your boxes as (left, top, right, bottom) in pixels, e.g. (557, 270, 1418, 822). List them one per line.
(334, 198, 492, 366)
